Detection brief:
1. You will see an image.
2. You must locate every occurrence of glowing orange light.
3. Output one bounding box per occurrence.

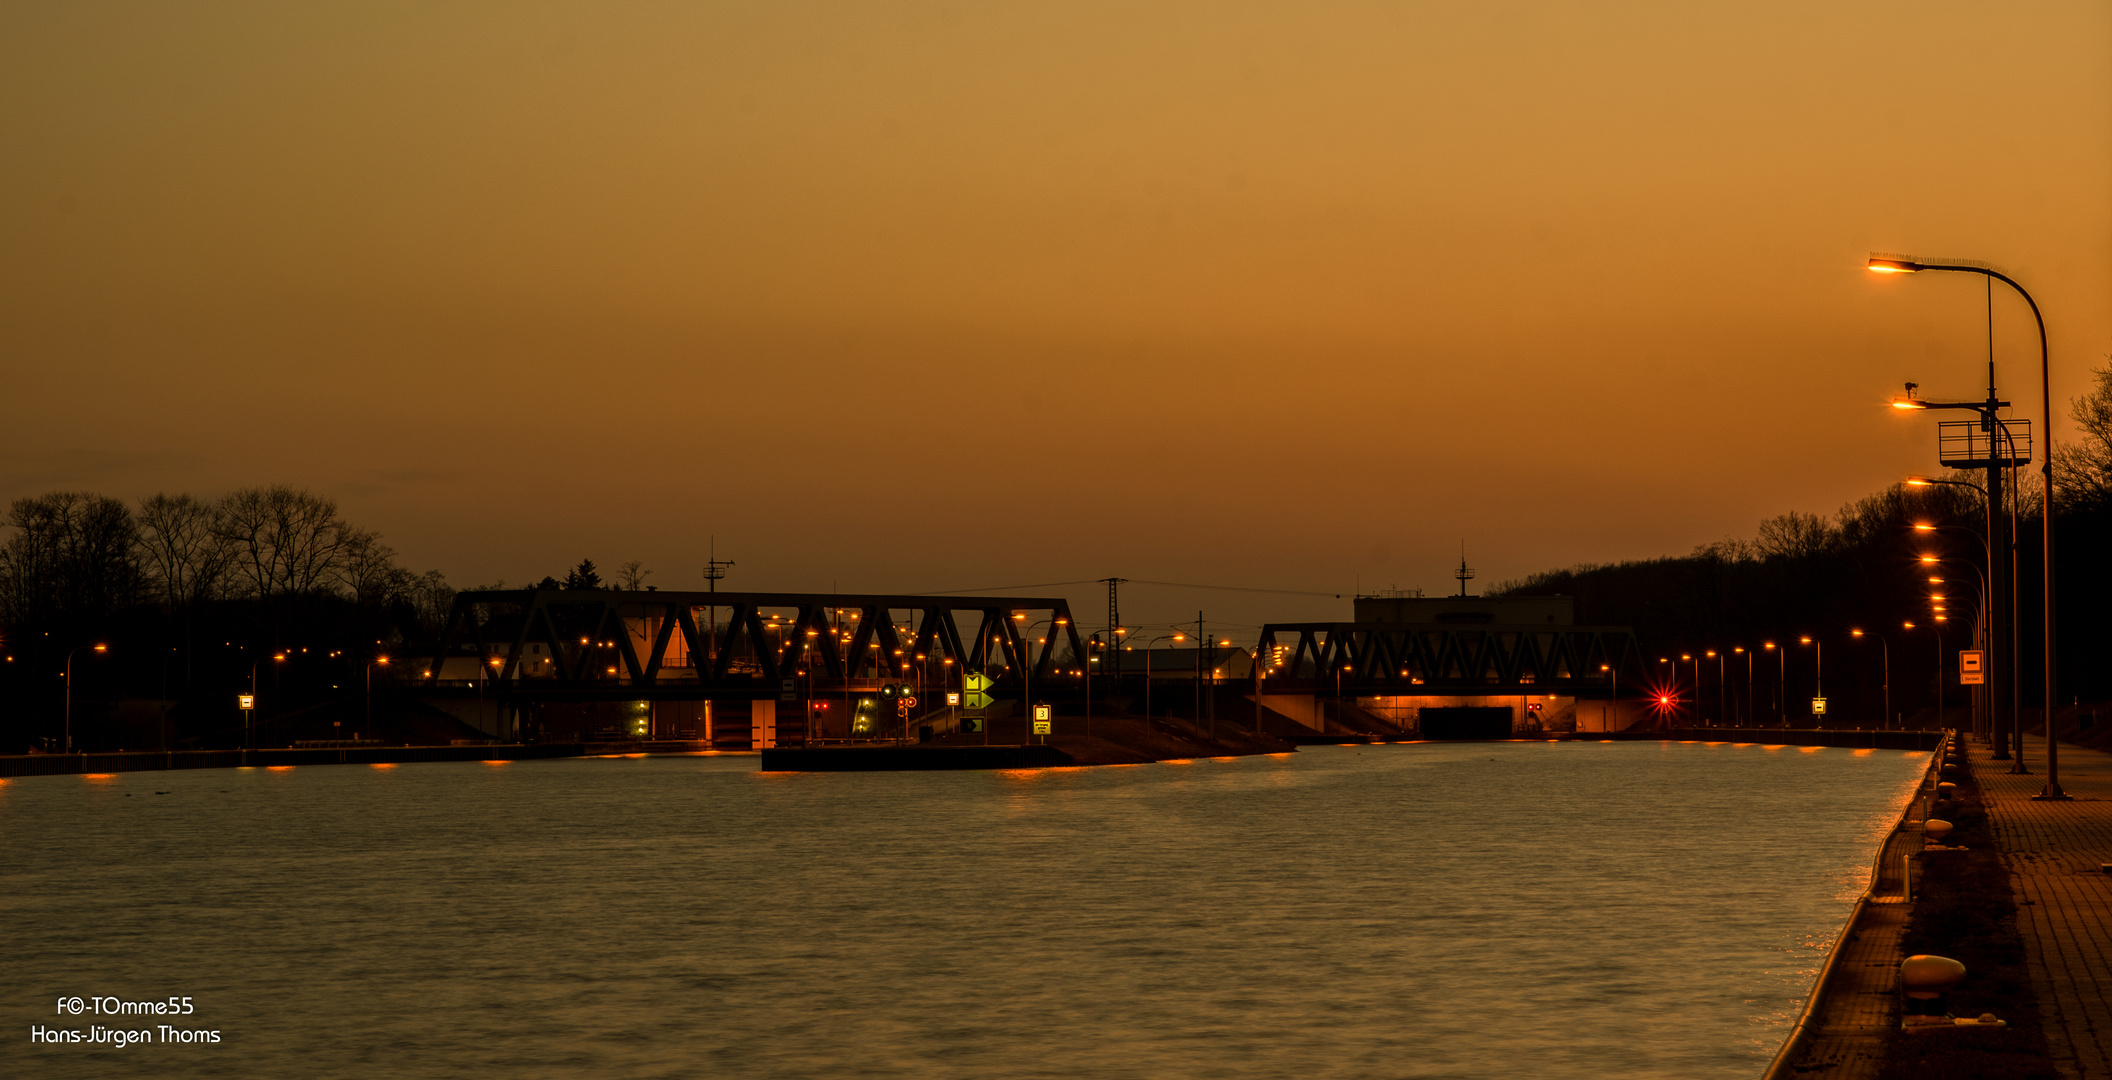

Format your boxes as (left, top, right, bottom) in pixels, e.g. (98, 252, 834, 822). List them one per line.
(1867, 257, 1921, 274)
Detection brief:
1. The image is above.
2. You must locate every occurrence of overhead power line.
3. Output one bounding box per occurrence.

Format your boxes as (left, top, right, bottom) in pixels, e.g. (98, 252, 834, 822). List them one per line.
(1123, 578, 1345, 599)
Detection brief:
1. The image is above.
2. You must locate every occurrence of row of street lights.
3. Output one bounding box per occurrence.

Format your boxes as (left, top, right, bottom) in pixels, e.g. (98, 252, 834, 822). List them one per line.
(1874, 255, 2065, 799)
(55, 642, 403, 753)
(1656, 626, 1936, 728)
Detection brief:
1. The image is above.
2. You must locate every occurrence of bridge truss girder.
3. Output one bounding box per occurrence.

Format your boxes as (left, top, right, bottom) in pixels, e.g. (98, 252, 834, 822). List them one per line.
(1257, 623, 1647, 695)
(427, 589, 1087, 695)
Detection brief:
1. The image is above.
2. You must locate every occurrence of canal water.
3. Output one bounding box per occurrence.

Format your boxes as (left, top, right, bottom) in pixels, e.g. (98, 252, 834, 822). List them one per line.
(3, 741, 1926, 1078)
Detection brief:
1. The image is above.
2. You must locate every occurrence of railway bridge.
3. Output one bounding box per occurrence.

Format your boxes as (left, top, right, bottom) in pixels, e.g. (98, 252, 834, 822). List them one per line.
(421, 588, 1650, 743)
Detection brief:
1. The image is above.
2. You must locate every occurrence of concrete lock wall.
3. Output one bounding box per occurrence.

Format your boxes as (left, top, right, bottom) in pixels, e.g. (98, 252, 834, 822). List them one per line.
(1359, 695, 1574, 733)
(751, 701, 776, 750)
(1259, 695, 1324, 731)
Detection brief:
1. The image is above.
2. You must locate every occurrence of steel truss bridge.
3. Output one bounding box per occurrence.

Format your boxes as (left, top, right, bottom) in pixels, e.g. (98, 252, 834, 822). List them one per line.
(425, 589, 1646, 702)
(426, 589, 1089, 700)
(1257, 623, 1647, 695)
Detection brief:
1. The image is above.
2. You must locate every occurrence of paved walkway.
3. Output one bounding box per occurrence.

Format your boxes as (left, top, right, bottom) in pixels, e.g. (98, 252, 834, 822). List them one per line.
(1976, 735, 2112, 1080)
(1787, 812, 1920, 1078)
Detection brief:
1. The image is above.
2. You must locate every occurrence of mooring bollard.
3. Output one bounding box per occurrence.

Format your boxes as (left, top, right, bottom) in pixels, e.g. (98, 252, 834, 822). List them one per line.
(1900, 955, 1967, 1023)
(1923, 819, 1954, 845)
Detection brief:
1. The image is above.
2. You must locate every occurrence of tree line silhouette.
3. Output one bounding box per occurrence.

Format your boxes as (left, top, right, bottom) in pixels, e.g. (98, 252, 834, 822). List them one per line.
(0, 486, 457, 751)
(1492, 365, 2112, 725)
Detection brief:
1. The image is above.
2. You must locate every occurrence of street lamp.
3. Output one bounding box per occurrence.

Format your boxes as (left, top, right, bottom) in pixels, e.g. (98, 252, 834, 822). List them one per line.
(1733, 646, 1751, 727)
(1598, 663, 1617, 733)
(1799, 636, 1821, 726)
(1851, 629, 1890, 729)
(366, 656, 389, 739)
(1019, 614, 1066, 742)
(1903, 619, 1942, 733)
(1763, 642, 1782, 726)
(1918, 520, 2017, 761)
(1140, 632, 1184, 719)
(1698, 650, 1714, 727)
(63, 643, 109, 753)
(1920, 552, 1992, 743)
(249, 651, 286, 750)
(1871, 255, 2064, 798)
(1657, 657, 1674, 726)
(1680, 654, 1694, 726)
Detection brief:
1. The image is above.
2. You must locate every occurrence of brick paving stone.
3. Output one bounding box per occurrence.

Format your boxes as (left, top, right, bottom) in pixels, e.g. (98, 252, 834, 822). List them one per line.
(1975, 736, 2112, 1080)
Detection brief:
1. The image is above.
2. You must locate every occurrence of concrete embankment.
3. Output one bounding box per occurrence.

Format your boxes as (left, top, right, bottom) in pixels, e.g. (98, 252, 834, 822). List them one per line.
(761, 745, 1075, 771)
(1760, 733, 1949, 1079)
(1600, 727, 1945, 751)
(0, 740, 714, 778)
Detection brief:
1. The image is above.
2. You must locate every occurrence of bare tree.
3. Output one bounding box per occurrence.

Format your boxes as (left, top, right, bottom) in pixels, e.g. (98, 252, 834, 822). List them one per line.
(0, 492, 141, 624)
(338, 528, 415, 607)
(217, 486, 350, 602)
(1754, 511, 1835, 560)
(616, 560, 651, 591)
(1691, 537, 1758, 563)
(2055, 364, 2112, 514)
(407, 570, 455, 637)
(136, 493, 229, 610)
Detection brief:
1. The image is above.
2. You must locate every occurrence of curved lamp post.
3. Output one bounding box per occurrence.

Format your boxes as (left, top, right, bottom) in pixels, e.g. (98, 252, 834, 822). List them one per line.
(63, 643, 109, 752)
(1911, 518, 2001, 747)
(1798, 636, 1821, 726)
(1874, 257, 2064, 797)
(1850, 629, 1890, 729)
(1138, 631, 1185, 719)
(1018, 614, 1067, 742)
(1764, 642, 1783, 725)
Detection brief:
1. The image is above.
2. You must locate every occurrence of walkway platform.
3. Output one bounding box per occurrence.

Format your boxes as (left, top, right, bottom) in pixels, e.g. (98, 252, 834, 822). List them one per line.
(1980, 736, 2112, 1080)
(1775, 765, 1927, 1078)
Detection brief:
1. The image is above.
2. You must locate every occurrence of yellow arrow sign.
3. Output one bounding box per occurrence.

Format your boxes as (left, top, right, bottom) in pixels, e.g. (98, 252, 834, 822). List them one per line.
(961, 673, 994, 712)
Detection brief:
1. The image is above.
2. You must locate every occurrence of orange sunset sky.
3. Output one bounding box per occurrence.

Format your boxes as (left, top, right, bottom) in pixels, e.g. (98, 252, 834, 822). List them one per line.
(1, 2, 2107, 628)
